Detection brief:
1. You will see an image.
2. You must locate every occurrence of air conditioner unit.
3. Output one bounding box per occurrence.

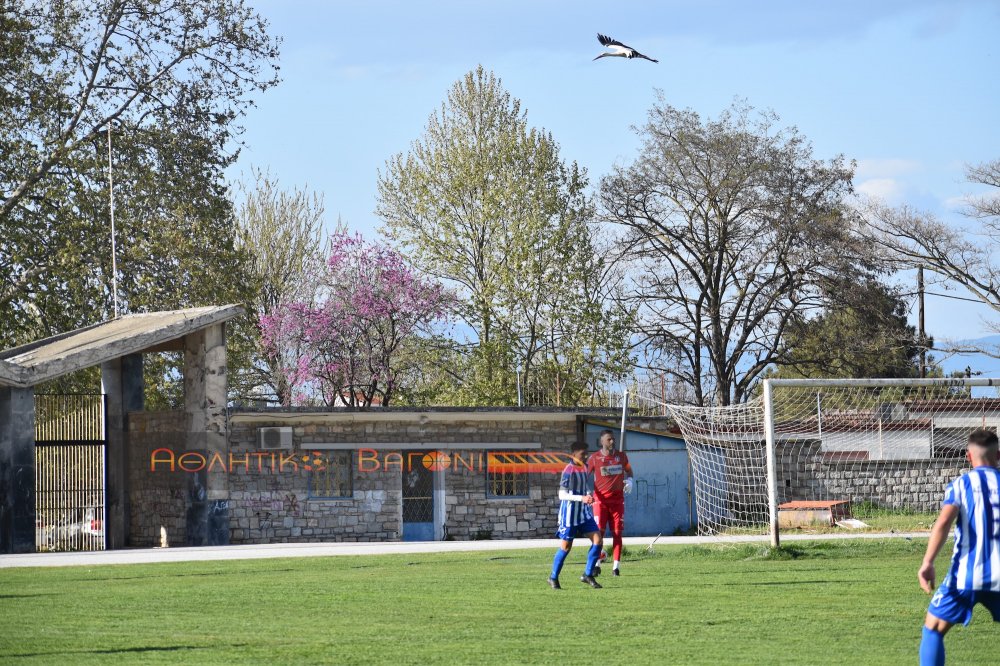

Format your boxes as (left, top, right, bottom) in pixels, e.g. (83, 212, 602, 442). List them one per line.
(258, 427, 293, 450)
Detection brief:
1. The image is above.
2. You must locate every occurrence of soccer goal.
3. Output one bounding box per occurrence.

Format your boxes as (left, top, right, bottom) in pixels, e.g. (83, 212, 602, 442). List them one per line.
(636, 378, 1000, 546)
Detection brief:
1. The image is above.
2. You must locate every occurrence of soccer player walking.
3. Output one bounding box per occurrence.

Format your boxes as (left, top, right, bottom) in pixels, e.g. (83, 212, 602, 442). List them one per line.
(587, 429, 634, 576)
(918, 428, 1000, 665)
(549, 440, 604, 589)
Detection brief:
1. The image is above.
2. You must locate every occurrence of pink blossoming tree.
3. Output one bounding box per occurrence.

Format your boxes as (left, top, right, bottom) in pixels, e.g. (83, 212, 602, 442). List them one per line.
(260, 233, 452, 407)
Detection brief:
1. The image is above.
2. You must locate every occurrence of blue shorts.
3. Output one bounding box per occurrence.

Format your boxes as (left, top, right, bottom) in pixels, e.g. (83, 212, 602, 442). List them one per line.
(556, 517, 599, 541)
(928, 585, 1000, 626)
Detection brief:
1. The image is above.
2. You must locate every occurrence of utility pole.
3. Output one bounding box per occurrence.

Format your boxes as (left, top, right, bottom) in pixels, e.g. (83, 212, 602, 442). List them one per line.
(917, 266, 926, 379)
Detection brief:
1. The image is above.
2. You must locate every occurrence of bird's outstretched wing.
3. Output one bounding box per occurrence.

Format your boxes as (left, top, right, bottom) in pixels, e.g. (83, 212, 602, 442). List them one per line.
(634, 52, 659, 63)
(597, 33, 628, 48)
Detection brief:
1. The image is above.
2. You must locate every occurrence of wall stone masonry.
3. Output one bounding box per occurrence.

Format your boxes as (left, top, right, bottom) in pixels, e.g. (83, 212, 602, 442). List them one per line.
(128, 410, 188, 547)
(777, 440, 968, 512)
(129, 410, 597, 546)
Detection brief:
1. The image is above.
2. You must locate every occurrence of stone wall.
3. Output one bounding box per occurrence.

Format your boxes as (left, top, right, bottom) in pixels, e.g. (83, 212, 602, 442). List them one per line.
(128, 410, 188, 547)
(442, 450, 558, 540)
(128, 410, 586, 545)
(226, 417, 401, 543)
(777, 440, 967, 512)
(225, 413, 577, 543)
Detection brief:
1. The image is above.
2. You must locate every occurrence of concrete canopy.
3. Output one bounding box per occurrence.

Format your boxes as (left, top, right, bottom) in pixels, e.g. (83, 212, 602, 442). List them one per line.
(0, 305, 243, 388)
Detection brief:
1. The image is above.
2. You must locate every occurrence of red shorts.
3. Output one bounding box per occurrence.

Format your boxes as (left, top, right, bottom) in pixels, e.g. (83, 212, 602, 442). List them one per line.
(593, 501, 624, 536)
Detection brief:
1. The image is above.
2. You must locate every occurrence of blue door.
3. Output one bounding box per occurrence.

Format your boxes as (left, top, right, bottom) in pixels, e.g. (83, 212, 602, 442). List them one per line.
(401, 464, 434, 541)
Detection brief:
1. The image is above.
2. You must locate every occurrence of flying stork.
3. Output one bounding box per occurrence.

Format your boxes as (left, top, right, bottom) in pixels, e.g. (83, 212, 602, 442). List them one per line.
(593, 33, 658, 63)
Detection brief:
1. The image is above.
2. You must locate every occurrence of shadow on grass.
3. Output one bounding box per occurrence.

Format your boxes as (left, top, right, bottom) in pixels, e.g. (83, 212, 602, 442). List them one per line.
(60, 568, 298, 582)
(715, 579, 855, 586)
(6, 644, 246, 658)
(0, 593, 56, 599)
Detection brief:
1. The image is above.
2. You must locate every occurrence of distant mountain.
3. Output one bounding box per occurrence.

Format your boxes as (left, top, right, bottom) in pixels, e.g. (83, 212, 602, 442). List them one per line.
(931, 335, 1000, 396)
(934, 335, 1000, 375)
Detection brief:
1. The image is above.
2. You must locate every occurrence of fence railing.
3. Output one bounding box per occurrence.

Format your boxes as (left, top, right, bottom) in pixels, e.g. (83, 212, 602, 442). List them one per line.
(35, 393, 105, 441)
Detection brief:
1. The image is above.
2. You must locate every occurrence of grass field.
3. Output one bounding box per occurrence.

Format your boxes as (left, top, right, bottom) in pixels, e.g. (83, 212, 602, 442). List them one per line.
(2, 539, 999, 665)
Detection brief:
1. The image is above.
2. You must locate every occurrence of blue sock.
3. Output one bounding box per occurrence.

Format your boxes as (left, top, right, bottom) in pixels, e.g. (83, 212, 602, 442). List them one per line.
(550, 548, 569, 580)
(585, 543, 602, 576)
(920, 626, 945, 666)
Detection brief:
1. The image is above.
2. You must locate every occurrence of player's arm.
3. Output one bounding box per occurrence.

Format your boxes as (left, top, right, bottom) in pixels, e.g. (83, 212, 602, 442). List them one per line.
(622, 453, 635, 494)
(559, 488, 594, 504)
(918, 503, 959, 594)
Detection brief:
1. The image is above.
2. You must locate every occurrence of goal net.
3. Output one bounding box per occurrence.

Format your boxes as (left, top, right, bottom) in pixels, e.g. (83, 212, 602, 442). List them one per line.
(635, 378, 999, 537)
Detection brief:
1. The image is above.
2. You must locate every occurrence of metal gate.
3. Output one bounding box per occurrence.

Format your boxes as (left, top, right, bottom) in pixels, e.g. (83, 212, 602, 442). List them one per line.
(34, 394, 107, 552)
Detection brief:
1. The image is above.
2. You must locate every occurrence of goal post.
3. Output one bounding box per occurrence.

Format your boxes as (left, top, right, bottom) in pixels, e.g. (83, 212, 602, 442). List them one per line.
(637, 377, 1000, 541)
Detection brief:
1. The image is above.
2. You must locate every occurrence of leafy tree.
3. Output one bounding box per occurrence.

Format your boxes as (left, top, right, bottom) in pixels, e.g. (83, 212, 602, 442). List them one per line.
(0, 0, 278, 335)
(233, 170, 328, 405)
(0, 0, 279, 404)
(773, 278, 927, 379)
(260, 233, 453, 407)
(376, 66, 631, 405)
(601, 97, 867, 406)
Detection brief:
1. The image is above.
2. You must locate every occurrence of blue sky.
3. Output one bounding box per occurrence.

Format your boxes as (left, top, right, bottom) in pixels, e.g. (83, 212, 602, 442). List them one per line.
(229, 0, 1000, 370)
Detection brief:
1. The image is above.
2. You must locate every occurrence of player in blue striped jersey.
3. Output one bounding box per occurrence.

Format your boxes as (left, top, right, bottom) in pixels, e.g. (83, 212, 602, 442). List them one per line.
(918, 428, 1000, 665)
(548, 440, 604, 589)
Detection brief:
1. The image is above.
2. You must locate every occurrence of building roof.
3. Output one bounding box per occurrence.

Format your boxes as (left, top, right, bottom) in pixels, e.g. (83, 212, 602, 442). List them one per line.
(0, 305, 243, 388)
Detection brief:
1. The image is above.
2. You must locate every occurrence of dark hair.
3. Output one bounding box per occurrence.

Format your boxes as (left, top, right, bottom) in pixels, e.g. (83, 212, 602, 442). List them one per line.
(571, 440, 589, 452)
(968, 428, 999, 449)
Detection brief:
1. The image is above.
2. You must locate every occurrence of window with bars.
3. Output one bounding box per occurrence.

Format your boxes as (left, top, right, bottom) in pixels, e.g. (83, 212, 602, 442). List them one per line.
(486, 452, 529, 498)
(308, 451, 353, 499)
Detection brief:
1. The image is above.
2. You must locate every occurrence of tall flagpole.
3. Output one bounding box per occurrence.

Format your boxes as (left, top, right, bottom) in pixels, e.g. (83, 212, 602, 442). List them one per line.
(107, 125, 119, 318)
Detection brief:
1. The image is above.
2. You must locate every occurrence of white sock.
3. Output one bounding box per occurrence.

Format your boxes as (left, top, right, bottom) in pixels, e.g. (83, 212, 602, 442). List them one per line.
(613, 560, 620, 570)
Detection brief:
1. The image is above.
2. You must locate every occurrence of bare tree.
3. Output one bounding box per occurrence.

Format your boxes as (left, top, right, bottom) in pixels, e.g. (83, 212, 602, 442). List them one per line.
(600, 97, 862, 405)
(860, 160, 1000, 356)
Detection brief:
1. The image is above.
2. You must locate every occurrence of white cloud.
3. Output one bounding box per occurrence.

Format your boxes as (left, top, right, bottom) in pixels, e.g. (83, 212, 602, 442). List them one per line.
(856, 177, 905, 203)
(943, 194, 974, 210)
(855, 158, 921, 179)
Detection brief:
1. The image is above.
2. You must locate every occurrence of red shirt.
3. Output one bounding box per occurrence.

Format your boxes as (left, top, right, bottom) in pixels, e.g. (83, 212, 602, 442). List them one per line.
(587, 449, 632, 504)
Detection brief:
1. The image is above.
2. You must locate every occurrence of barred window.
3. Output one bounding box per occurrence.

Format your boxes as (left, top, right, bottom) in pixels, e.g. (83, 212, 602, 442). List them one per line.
(308, 451, 353, 499)
(486, 451, 529, 498)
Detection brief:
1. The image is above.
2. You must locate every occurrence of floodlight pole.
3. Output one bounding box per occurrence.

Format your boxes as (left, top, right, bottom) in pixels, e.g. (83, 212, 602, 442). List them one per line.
(619, 387, 628, 453)
(762, 379, 780, 549)
(516, 364, 523, 407)
(107, 125, 119, 318)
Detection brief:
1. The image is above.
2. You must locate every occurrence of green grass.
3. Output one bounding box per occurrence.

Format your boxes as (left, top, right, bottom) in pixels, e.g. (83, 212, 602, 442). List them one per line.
(1, 539, 999, 664)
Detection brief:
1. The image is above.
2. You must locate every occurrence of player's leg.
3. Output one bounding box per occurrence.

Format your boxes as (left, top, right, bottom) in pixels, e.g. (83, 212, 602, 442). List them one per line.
(921, 586, 967, 666)
(592, 501, 609, 574)
(610, 505, 625, 574)
(549, 538, 573, 588)
(921, 613, 953, 666)
(579, 522, 603, 588)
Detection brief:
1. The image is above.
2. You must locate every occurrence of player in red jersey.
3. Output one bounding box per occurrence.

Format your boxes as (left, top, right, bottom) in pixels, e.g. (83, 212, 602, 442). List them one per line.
(586, 429, 634, 576)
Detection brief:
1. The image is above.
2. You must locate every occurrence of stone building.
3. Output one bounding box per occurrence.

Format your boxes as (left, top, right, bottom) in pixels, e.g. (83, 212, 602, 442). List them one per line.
(128, 409, 612, 546)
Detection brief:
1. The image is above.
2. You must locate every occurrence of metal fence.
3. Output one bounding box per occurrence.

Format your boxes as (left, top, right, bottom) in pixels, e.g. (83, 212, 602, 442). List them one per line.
(34, 394, 107, 552)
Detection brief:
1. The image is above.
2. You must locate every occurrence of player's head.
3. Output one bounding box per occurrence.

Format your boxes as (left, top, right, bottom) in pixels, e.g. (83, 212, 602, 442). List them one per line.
(570, 440, 588, 464)
(598, 430, 615, 451)
(967, 428, 999, 466)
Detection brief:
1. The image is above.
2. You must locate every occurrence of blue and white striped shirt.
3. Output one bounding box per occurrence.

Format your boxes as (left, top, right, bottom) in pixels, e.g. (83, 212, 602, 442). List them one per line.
(558, 463, 594, 529)
(943, 466, 1000, 591)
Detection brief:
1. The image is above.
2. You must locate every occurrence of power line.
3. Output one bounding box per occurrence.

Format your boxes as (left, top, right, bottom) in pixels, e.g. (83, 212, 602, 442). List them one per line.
(900, 290, 990, 304)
